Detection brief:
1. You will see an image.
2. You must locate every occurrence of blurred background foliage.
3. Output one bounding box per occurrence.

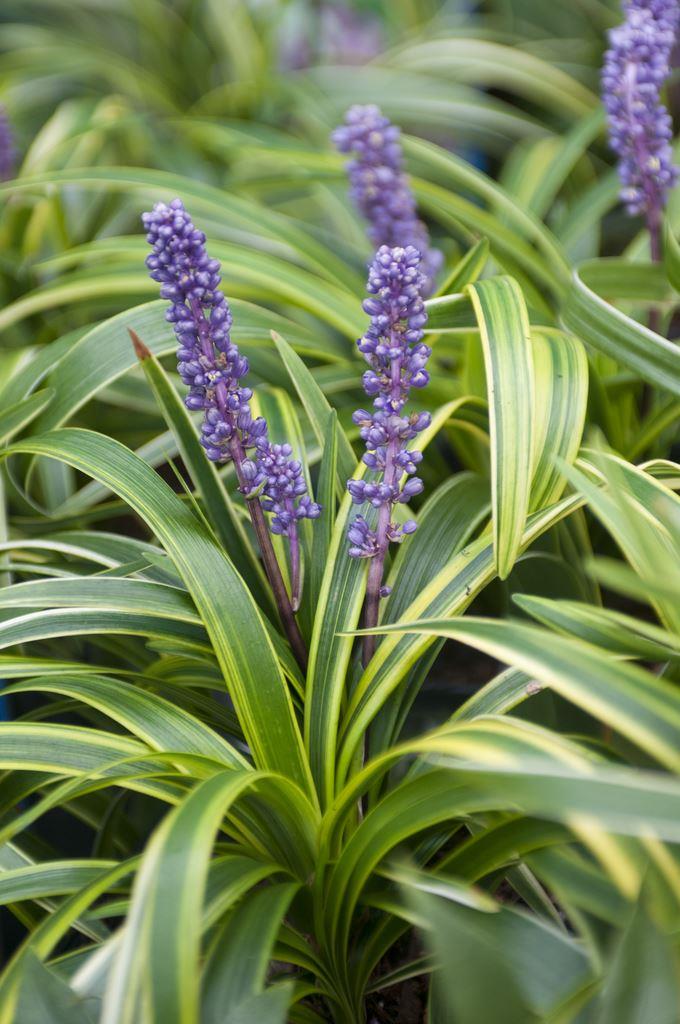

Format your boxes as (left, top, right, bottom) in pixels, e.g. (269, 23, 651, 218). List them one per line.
(1, 0, 672, 480)
(0, 0, 650, 447)
(2, 2, 680, 1022)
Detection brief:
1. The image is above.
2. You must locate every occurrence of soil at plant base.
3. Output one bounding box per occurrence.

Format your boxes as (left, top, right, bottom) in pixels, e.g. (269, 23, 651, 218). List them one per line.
(365, 930, 428, 1023)
(365, 976, 427, 1023)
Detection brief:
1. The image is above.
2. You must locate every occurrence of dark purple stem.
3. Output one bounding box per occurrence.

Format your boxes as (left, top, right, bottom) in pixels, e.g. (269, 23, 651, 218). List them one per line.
(649, 214, 663, 263)
(286, 504, 301, 612)
(642, 213, 662, 417)
(361, 497, 389, 668)
(648, 212, 662, 334)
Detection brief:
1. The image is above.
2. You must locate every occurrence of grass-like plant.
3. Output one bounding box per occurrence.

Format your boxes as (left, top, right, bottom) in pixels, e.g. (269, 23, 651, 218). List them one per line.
(0, 1, 680, 1022)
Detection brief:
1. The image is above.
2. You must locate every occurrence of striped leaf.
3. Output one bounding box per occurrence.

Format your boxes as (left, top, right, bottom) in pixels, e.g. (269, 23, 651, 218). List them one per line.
(562, 260, 680, 396)
(2, 430, 313, 795)
(467, 277, 534, 578)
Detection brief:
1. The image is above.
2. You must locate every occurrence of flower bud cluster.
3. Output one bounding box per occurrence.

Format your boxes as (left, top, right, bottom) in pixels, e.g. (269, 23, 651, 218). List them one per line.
(347, 245, 430, 560)
(142, 199, 319, 533)
(243, 443, 321, 535)
(602, 0, 679, 218)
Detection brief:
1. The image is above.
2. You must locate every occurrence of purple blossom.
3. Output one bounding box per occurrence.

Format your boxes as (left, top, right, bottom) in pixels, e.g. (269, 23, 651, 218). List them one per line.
(602, 0, 679, 233)
(279, 2, 383, 70)
(142, 199, 320, 605)
(347, 245, 429, 566)
(0, 106, 16, 181)
(320, 4, 383, 65)
(242, 442, 321, 609)
(251, 443, 321, 536)
(332, 105, 442, 293)
(142, 198, 266, 464)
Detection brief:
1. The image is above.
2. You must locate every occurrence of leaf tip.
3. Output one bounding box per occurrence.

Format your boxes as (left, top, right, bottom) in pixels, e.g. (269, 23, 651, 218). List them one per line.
(128, 328, 151, 361)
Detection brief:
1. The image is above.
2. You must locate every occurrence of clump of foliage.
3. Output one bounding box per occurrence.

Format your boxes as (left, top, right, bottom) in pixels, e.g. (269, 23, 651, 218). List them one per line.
(1, 1, 680, 1022)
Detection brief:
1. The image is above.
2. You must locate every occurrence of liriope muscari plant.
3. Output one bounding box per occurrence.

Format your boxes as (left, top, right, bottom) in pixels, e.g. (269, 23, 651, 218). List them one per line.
(347, 244, 431, 664)
(602, 0, 679, 256)
(4, 9, 680, 1022)
(141, 198, 320, 666)
(332, 104, 442, 293)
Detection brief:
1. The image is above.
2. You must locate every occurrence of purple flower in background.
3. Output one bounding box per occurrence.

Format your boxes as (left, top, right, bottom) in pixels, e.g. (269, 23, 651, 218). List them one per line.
(602, 0, 679, 250)
(142, 199, 319, 609)
(332, 105, 442, 293)
(0, 106, 16, 181)
(320, 4, 383, 65)
(279, 2, 383, 70)
(347, 245, 430, 661)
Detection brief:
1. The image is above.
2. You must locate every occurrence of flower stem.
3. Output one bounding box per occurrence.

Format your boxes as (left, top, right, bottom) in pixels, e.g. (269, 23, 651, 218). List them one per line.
(361, 338, 403, 668)
(362, 525, 386, 668)
(642, 210, 663, 417)
(287, 512, 301, 612)
(648, 212, 662, 336)
(228, 438, 308, 671)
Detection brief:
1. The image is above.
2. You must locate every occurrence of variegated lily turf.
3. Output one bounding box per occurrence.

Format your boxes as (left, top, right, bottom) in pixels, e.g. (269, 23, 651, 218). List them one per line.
(1, 1, 680, 1022)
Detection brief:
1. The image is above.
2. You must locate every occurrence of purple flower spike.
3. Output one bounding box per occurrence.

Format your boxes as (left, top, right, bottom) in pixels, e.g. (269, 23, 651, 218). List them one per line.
(0, 106, 16, 181)
(142, 198, 267, 464)
(332, 104, 442, 294)
(602, 0, 679, 247)
(347, 245, 430, 662)
(142, 199, 320, 613)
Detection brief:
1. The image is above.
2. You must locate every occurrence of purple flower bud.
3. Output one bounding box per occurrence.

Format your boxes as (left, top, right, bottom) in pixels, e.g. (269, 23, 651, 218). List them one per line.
(352, 409, 373, 425)
(347, 515, 379, 558)
(297, 496, 322, 520)
(332, 104, 442, 294)
(399, 477, 424, 501)
(348, 480, 368, 504)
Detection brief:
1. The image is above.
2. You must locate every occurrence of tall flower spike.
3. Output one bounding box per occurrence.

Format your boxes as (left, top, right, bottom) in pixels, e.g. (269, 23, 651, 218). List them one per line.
(0, 106, 16, 182)
(142, 198, 267, 463)
(332, 104, 442, 294)
(347, 245, 430, 664)
(602, 0, 679, 252)
(142, 198, 317, 658)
